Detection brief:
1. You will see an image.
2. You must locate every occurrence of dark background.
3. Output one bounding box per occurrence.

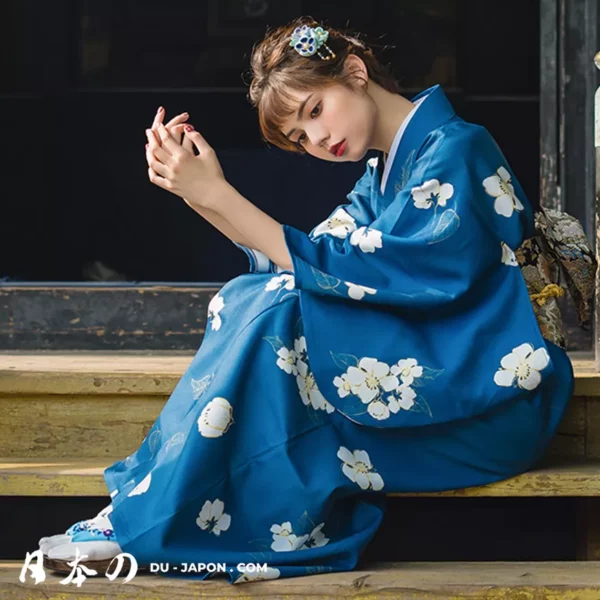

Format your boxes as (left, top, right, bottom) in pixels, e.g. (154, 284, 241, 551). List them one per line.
(1, 0, 540, 283)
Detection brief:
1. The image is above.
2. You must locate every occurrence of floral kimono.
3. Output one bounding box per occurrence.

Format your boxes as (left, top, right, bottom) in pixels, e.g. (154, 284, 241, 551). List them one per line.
(103, 84, 574, 584)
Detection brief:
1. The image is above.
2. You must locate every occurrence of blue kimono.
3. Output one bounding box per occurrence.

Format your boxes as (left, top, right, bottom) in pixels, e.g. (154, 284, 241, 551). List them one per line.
(103, 85, 574, 584)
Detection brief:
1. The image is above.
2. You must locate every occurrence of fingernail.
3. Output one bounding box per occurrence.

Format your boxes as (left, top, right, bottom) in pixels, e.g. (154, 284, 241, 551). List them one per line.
(184, 124, 194, 132)
(157, 106, 164, 113)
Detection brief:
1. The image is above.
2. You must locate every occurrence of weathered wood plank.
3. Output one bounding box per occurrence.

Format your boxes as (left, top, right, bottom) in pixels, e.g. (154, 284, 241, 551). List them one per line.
(2, 560, 600, 598)
(0, 392, 584, 460)
(0, 354, 592, 459)
(0, 395, 165, 458)
(1, 457, 598, 498)
(0, 352, 597, 396)
(0, 286, 218, 351)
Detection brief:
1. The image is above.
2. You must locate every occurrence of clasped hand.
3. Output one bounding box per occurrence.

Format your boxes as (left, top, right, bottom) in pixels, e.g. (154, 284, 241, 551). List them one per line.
(145, 107, 226, 208)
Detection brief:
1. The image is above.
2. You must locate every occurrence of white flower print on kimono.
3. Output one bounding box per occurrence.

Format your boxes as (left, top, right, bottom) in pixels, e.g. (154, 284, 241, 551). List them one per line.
(196, 499, 231, 536)
(197, 397, 233, 438)
(300, 523, 330, 549)
(388, 385, 417, 411)
(276, 347, 298, 375)
(345, 281, 377, 300)
(297, 359, 335, 413)
(500, 241, 518, 266)
(344, 357, 399, 404)
(390, 358, 423, 386)
(333, 372, 354, 398)
(265, 274, 295, 292)
(294, 336, 308, 371)
(311, 207, 357, 239)
(337, 446, 384, 491)
(369, 385, 416, 419)
(207, 293, 225, 331)
(349, 227, 383, 253)
(411, 179, 454, 210)
(270, 522, 309, 552)
(494, 343, 550, 390)
(483, 166, 525, 218)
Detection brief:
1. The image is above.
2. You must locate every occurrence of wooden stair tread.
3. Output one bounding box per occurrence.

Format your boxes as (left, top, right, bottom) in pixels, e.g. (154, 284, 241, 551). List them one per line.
(1, 456, 599, 497)
(2, 561, 599, 597)
(0, 351, 598, 395)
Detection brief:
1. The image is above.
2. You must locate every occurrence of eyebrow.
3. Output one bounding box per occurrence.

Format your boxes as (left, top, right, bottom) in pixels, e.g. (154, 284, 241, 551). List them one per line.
(285, 93, 314, 140)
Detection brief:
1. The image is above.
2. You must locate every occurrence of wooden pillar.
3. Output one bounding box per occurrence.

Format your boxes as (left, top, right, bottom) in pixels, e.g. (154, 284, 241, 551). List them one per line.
(595, 51, 600, 370)
(540, 0, 560, 211)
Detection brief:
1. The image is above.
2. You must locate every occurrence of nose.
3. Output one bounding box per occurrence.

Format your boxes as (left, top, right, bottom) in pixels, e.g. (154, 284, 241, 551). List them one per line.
(305, 122, 329, 151)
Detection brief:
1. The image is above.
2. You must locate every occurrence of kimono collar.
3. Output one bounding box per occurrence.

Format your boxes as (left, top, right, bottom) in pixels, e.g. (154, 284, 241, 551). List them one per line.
(380, 96, 426, 194)
(376, 84, 456, 203)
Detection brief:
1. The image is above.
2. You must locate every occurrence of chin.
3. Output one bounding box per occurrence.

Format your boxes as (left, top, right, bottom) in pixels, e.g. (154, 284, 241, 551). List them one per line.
(348, 142, 369, 163)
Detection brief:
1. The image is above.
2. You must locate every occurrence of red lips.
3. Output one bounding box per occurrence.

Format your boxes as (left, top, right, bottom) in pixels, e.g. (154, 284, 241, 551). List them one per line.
(329, 140, 345, 156)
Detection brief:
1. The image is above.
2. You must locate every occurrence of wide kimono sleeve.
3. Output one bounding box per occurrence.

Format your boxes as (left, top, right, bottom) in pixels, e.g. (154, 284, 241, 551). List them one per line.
(282, 123, 535, 308)
(232, 241, 282, 274)
(233, 161, 377, 275)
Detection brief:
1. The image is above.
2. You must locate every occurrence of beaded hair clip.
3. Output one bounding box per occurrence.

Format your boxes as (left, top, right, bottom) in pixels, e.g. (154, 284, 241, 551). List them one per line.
(289, 25, 336, 60)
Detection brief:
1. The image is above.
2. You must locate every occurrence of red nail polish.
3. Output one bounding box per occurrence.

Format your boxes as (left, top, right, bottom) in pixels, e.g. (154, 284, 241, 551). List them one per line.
(184, 124, 194, 132)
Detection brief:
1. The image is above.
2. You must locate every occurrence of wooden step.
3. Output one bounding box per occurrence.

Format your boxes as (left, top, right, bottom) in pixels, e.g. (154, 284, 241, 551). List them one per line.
(0, 351, 596, 395)
(2, 560, 599, 598)
(1, 456, 598, 497)
(0, 352, 597, 460)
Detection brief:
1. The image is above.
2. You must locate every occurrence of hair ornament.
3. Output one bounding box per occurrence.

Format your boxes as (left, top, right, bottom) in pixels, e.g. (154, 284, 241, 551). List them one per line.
(289, 24, 336, 60)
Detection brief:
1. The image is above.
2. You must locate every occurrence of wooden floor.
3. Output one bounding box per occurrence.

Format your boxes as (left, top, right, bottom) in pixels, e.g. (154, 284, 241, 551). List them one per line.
(3, 561, 600, 598)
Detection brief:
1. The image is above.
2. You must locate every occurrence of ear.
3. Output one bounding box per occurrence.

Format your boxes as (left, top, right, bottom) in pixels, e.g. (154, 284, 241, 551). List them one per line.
(343, 54, 369, 90)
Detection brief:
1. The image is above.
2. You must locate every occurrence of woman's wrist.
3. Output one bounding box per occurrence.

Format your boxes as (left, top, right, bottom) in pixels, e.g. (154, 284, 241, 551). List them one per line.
(187, 179, 232, 212)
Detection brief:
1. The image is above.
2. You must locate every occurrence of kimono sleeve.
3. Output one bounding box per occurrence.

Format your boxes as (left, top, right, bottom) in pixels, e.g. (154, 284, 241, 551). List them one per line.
(233, 161, 376, 275)
(233, 242, 281, 274)
(282, 123, 534, 308)
(306, 161, 377, 242)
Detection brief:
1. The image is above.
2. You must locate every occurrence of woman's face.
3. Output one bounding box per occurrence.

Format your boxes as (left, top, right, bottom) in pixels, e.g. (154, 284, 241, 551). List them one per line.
(279, 61, 376, 162)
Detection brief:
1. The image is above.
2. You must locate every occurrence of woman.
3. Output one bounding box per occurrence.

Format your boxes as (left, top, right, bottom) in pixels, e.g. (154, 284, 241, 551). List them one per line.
(39, 17, 574, 584)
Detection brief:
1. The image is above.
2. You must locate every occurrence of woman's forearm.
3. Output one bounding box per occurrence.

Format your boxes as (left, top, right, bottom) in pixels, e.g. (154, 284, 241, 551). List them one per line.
(183, 198, 258, 250)
(203, 183, 293, 271)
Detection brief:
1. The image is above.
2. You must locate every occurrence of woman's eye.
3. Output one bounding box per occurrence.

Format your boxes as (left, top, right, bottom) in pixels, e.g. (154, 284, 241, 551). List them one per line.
(295, 102, 320, 148)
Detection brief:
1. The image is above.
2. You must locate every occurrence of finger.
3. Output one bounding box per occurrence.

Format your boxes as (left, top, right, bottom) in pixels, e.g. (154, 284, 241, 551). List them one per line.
(151, 106, 165, 131)
(182, 128, 194, 154)
(146, 130, 170, 163)
(146, 150, 171, 178)
(167, 123, 187, 146)
(165, 112, 189, 130)
(157, 123, 182, 155)
(148, 167, 173, 191)
(184, 127, 213, 155)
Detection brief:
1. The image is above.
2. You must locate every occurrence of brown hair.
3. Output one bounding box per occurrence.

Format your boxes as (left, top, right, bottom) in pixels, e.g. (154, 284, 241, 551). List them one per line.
(246, 16, 401, 154)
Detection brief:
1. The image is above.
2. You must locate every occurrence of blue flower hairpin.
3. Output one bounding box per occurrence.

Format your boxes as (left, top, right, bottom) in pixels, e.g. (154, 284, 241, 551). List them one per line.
(289, 25, 336, 60)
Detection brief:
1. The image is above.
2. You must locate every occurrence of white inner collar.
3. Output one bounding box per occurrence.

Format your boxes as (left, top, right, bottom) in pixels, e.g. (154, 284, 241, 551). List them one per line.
(380, 96, 426, 195)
